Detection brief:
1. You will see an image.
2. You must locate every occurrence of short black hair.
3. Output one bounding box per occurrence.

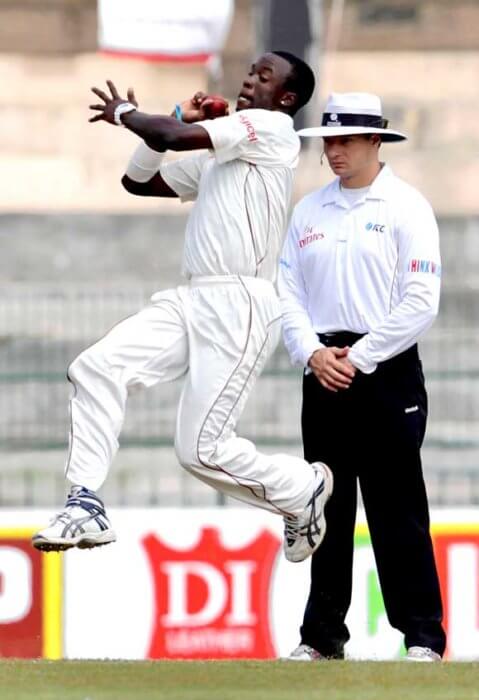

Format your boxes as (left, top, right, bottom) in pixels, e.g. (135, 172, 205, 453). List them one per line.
(272, 50, 316, 114)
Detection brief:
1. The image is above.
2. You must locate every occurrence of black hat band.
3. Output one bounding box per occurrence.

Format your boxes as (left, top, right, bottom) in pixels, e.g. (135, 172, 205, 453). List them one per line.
(321, 113, 389, 129)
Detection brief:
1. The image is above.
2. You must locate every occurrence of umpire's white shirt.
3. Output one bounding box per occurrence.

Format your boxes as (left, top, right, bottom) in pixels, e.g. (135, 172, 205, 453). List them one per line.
(278, 165, 441, 374)
(160, 109, 299, 284)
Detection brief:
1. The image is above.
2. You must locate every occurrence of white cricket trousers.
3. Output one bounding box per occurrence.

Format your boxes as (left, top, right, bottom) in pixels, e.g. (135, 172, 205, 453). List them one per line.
(65, 275, 316, 517)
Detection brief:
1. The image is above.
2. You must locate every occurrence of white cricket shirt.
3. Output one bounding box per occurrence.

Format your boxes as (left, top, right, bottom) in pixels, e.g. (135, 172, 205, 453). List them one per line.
(278, 165, 442, 374)
(160, 109, 300, 283)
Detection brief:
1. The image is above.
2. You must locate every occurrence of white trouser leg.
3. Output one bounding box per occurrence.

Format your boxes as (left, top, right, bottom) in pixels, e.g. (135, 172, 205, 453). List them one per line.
(174, 278, 316, 517)
(66, 289, 188, 490)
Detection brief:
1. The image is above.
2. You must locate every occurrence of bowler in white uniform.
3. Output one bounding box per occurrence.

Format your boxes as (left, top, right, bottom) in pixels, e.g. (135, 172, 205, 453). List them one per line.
(33, 52, 332, 564)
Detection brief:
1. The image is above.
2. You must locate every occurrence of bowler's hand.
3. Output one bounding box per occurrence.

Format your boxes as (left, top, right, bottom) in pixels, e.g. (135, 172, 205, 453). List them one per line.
(89, 80, 138, 124)
(171, 92, 204, 123)
(308, 346, 356, 392)
(173, 91, 229, 123)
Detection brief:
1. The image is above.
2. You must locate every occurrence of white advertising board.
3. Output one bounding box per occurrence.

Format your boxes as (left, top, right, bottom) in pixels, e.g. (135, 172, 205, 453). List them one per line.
(0, 508, 478, 660)
(98, 0, 234, 61)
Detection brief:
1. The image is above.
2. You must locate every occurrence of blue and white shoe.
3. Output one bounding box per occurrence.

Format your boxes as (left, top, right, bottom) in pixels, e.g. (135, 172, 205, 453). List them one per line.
(32, 486, 116, 552)
(283, 462, 333, 563)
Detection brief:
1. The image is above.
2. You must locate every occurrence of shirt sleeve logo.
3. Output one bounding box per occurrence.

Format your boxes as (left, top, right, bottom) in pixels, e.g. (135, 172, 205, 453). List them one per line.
(408, 259, 442, 276)
(238, 114, 258, 143)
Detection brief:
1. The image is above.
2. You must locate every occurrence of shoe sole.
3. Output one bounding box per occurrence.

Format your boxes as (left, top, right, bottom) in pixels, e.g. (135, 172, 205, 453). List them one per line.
(32, 530, 116, 552)
(286, 462, 334, 563)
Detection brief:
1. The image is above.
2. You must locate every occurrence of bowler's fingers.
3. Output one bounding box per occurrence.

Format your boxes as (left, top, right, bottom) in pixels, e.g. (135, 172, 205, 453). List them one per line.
(91, 86, 109, 102)
(127, 87, 138, 106)
(192, 91, 207, 106)
(106, 80, 120, 99)
(88, 104, 105, 122)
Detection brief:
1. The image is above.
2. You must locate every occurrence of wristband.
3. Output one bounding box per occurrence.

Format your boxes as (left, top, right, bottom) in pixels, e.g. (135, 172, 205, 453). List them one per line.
(125, 142, 165, 182)
(113, 102, 137, 126)
(175, 104, 183, 122)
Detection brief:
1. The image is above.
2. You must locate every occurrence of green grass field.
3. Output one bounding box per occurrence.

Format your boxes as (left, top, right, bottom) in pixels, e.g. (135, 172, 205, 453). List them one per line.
(0, 660, 478, 700)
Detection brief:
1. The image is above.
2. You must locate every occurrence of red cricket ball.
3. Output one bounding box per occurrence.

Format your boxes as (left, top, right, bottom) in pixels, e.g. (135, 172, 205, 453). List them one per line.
(201, 95, 229, 119)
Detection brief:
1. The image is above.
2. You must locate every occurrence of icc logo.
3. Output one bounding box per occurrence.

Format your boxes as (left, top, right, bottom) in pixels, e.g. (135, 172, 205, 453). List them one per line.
(366, 222, 386, 233)
(142, 527, 281, 659)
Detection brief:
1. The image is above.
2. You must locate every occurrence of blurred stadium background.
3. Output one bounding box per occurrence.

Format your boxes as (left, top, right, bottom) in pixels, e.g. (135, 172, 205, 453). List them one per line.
(1, 0, 478, 510)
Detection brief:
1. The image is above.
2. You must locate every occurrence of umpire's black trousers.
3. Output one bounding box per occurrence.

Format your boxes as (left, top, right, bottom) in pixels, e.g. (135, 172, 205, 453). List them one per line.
(300, 332, 446, 658)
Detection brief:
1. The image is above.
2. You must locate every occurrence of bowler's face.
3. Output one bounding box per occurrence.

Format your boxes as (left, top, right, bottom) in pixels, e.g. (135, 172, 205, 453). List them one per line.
(323, 135, 378, 179)
(236, 53, 293, 111)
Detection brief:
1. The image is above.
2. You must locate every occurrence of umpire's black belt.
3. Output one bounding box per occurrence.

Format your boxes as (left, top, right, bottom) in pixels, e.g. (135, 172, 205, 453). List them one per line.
(318, 331, 365, 347)
(317, 331, 419, 367)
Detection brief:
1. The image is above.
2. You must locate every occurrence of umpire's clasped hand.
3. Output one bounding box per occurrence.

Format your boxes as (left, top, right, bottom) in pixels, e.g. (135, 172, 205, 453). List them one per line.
(308, 347, 356, 392)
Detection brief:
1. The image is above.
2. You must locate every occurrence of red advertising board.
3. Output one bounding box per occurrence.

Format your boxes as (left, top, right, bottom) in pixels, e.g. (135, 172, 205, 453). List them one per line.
(433, 526, 479, 660)
(0, 529, 62, 658)
(143, 526, 281, 659)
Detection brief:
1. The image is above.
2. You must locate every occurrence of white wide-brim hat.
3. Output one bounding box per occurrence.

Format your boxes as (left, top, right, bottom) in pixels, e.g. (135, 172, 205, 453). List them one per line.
(298, 92, 407, 142)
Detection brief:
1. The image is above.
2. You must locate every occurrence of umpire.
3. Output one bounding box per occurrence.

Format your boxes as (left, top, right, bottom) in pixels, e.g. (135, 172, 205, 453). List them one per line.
(278, 93, 446, 661)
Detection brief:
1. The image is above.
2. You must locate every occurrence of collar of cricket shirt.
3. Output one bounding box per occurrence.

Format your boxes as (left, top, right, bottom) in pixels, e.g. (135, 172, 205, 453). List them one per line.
(323, 164, 393, 207)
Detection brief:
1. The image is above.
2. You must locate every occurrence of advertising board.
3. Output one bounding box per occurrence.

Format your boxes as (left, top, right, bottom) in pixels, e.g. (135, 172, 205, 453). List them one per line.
(0, 509, 477, 660)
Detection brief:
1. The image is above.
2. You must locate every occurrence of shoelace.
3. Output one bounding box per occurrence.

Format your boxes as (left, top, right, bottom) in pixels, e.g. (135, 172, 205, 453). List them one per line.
(284, 480, 324, 548)
(48, 490, 107, 527)
(283, 516, 302, 546)
(49, 511, 73, 526)
(65, 489, 107, 517)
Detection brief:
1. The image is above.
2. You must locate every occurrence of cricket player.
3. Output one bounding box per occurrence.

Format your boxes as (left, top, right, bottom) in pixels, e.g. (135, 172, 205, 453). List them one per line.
(32, 52, 332, 563)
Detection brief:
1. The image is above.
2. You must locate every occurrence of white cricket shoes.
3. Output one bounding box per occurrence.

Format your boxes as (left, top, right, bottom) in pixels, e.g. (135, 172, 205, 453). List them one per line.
(32, 486, 116, 552)
(283, 462, 333, 563)
(284, 644, 325, 661)
(405, 646, 442, 662)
